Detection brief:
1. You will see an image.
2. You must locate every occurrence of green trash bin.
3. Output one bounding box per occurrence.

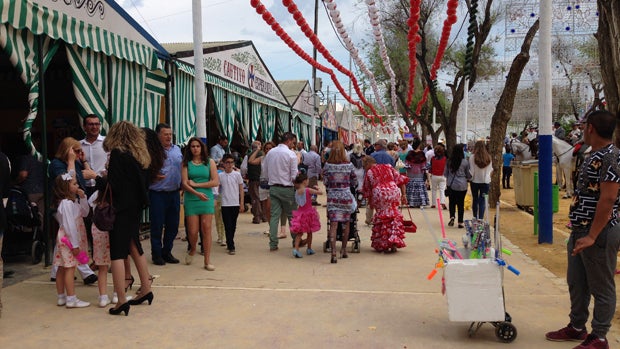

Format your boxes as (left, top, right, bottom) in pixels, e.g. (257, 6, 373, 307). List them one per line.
(552, 184, 559, 213)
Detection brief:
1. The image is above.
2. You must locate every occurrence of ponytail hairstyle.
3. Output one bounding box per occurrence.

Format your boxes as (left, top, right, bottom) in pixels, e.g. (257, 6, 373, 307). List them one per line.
(294, 172, 308, 189)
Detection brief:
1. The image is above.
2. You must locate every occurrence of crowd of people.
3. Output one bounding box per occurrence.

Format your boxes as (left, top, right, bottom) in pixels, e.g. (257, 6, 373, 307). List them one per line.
(1, 111, 619, 348)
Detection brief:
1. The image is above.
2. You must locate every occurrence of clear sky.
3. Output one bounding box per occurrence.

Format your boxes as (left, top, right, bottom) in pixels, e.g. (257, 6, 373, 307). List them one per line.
(118, 0, 372, 105)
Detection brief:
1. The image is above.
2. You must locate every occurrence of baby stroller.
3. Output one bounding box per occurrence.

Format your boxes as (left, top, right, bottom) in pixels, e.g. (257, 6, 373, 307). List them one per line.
(2, 186, 44, 264)
(323, 188, 361, 253)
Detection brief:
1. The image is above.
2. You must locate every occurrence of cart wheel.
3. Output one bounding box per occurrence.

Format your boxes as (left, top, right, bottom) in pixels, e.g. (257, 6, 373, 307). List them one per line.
(495, 322, 517, 343)
(31, 241, 43, 265)
(353, 241, 361, 253)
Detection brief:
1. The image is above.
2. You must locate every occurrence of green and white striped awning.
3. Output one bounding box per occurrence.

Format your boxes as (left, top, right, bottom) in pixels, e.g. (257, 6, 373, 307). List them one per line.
(174, 60, 290, 113)
(293, 111, 313, 125)
(0, 0, 159, 70)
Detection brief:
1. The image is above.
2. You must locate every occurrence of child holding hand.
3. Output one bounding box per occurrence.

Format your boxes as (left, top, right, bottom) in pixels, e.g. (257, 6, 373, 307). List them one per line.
(53, 173, 91, 308)
(290, 173, 322, 258)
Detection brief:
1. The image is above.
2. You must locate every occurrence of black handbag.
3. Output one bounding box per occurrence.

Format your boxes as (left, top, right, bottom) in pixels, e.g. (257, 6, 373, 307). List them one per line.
(93, 183, 115, 231)
(259, 179, 270, 190)
(444, 174, 456, 197)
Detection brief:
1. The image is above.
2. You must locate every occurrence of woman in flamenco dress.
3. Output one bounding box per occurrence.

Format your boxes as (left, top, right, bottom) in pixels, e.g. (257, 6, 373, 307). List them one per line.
(362, 156, 409, 253)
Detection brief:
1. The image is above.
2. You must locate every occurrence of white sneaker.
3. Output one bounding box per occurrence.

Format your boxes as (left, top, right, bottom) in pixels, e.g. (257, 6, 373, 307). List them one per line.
(57, 296, 66, 306)
(66, 298, 90, 308)
(98, 295, 111, 308)
(112, 292, 133, 304)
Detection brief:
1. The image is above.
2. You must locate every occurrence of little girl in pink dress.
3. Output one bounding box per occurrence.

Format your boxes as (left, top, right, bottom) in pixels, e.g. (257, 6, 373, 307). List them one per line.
(53, 174, 90, 308)
(290, 173, 322, 258)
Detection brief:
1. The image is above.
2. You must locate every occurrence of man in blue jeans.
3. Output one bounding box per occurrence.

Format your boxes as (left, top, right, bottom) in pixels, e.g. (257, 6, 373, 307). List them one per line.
(545, 110, 620, 349)
(149, 123, 183, 265)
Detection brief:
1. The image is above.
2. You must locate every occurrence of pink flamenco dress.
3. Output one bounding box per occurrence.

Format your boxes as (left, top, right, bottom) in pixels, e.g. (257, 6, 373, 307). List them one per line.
(290, 188, 321, 234)
(362, 164, 409, 252)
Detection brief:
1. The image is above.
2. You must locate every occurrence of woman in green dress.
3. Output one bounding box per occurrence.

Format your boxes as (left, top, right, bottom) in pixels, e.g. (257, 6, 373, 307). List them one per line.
(181, 137, 219, 270)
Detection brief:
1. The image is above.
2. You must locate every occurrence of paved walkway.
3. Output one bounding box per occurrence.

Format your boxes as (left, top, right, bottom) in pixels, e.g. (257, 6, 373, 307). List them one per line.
(0, 199, 607, 348)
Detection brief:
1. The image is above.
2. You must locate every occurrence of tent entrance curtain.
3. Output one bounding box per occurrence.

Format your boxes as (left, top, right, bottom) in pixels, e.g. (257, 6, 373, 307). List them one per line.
(108, 56, 146, 126)
(171, 64, 196, 145)
(261, 106, 276, 142)
(291, 112, 312, 149)
(65, 44, 109, 131)
(250, 101, 261, 142)
(212, 85, 233, 144)
(66, 45, 166, 133)
(143, 70, 166, 130)
(0, 24, 59, 159)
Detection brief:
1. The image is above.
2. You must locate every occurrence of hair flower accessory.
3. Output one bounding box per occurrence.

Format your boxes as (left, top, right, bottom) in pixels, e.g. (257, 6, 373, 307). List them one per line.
(61, 173, 73, 181)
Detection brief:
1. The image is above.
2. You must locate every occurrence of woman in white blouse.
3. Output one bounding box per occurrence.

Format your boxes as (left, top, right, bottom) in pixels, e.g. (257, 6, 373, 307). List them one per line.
(469, 140, 493, 219)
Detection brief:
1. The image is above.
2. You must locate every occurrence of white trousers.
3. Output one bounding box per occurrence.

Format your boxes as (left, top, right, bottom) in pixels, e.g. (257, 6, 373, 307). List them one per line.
(430, 175, 447, 205)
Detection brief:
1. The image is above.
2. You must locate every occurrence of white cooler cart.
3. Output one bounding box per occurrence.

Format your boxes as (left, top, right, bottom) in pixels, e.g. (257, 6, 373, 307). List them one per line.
(443, 209, 517, 343)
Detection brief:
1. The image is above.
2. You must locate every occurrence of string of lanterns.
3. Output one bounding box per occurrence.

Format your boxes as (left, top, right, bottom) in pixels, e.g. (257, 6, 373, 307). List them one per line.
(415, 0, 459, 115)
(365, 0, 400, 121)
(324, 0, 389, 122)
(280, 0, 383, 125)
(405, 0, 422, 109)
(249, 0, 378, 125)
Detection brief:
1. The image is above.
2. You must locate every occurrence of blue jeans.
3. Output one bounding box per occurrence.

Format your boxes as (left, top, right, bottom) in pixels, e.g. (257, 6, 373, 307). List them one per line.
(149, 190, 180, 258)
(470, 182, 489, 219)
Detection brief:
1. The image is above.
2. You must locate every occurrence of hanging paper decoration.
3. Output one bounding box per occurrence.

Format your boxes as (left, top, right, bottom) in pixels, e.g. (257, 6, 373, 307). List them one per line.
(406, 0, 422, 108)
(415, 0, 459, 115)
(324, 0, 389, 122)
(280, 0, 381, 124)
(365, 0, 400, 122)
(250, 0, 377, 125)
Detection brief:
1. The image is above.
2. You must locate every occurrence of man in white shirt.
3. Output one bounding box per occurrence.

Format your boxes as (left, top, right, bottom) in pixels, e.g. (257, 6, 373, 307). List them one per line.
(262, 132, 298, 251)
(80, 114, 107, 198)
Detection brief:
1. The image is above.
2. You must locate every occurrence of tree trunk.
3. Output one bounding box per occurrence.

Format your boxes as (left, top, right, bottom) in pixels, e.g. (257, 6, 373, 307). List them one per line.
(488, 20, 540, 205)
(597, 0, 620, 144)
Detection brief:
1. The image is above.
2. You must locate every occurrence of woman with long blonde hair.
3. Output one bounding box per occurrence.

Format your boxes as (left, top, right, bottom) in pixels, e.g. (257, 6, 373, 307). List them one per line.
(103, 121, 153, 315)
(469, 140, 493, 219)
(322, 140, 357, 263)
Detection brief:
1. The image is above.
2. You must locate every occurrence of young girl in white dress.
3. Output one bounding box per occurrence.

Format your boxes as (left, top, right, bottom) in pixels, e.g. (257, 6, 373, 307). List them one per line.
(53, 173, 91, 308)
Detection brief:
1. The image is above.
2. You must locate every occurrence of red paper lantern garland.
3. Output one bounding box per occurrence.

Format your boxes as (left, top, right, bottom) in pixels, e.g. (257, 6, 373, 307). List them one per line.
(415, 0, 459, 115)
(250, 0, 377, 124)
(406, 0, 422, 108)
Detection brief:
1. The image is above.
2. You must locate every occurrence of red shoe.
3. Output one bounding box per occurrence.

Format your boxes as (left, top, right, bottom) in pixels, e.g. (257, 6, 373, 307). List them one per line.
(573, 334, 609, 349)
(430, 205, 436, 208)
(545, 324, 587, 342)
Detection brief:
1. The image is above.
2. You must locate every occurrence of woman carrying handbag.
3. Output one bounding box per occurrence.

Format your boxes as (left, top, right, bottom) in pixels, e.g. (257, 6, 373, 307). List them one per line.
(444, 144, 471, 228)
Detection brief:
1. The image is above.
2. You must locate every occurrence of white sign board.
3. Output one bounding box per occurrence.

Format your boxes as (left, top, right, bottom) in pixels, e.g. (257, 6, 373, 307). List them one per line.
(179, 44, 287, 105)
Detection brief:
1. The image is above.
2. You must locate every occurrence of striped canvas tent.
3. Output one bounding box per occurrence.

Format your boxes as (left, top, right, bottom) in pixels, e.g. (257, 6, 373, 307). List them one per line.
(164, 41, 290, 146)
(278, 80, 316, 149)
(0, 0, 169, 158)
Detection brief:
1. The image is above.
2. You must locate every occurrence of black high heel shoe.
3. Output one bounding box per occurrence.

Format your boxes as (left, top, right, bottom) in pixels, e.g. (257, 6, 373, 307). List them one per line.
(128, 291, 154, 305)
(136, 275, 154, 296)
(125, 275, 135, 292)
(109, 302, 130, 316)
